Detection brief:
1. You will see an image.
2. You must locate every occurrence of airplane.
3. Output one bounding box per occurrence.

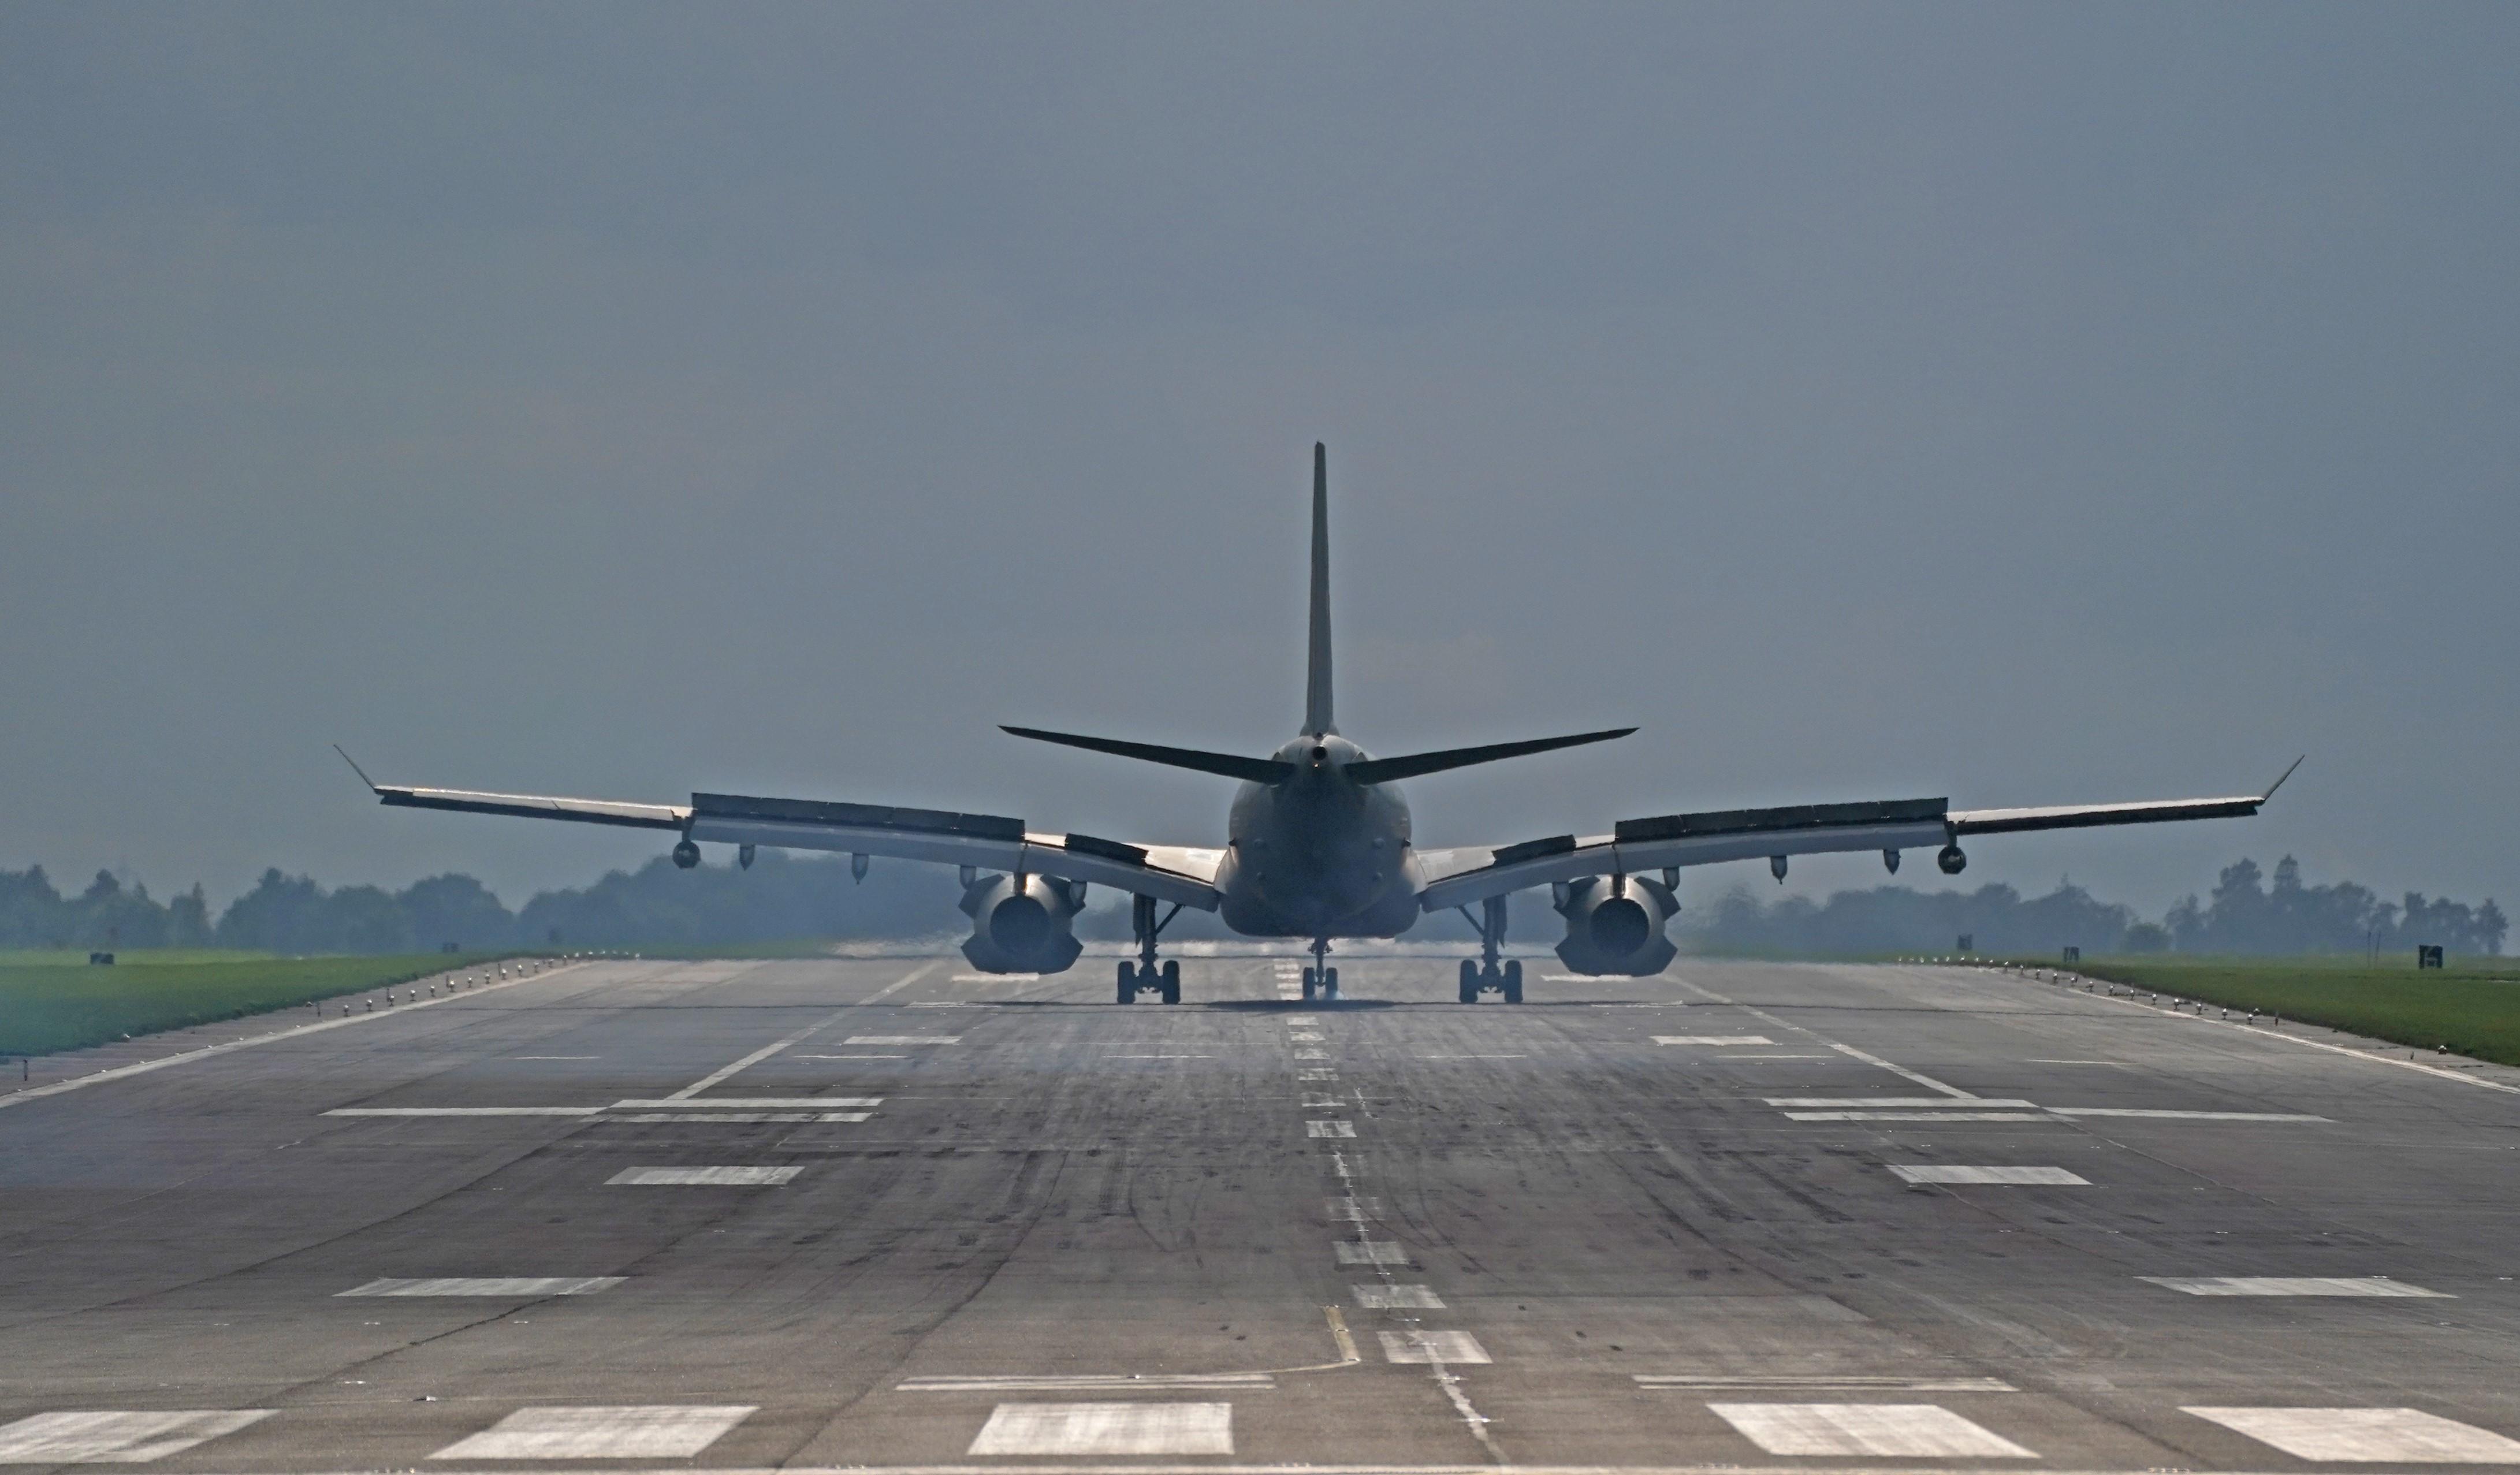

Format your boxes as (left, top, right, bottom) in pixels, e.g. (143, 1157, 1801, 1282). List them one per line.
(344, 444, 2296, 1005)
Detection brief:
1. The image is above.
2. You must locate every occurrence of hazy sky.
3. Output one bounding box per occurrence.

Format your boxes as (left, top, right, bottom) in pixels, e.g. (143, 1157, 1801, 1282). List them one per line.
(3, 3, 2514, 922)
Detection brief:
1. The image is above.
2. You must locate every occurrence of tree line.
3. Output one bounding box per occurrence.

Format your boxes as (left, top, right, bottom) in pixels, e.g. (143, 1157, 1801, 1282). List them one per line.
(1690, 855, 2506, 958)
(0, 851, 2503, 958)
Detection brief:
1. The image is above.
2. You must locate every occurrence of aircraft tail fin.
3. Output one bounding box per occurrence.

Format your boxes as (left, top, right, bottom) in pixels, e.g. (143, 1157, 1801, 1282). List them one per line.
(1305, 442, 1335, 736)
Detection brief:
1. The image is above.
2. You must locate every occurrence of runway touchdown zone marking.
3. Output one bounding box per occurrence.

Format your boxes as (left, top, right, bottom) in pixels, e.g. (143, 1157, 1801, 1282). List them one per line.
(337, 1276, 622, 1298)
(966, 1402, 1233, 1456)
(1889, 1165, 2089, 1186)
(606, 1167, 800, 1186)
(429, 1406, 756, 1459)
(2185, 1407, 2520, 1462)
(1335, 1241, 1412, 1266)
(1708, 1402, 2036, 1458)
(1379, 1330, 1490, 1364)
(1655, 1036, 1773, 1046)
(0, 1411, 271, 1464)
(2142, 1276, 2451, 1298)
(1306, 1119, 1357, 1138)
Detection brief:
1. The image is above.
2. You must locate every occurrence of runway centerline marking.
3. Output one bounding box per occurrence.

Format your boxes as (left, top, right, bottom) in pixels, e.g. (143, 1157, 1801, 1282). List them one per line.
(845, 1036, 961, 1046)
(607, 1167, 801, 1186)
(1353, 1284, 1445, 1308)
(1888, 1165, 2089, 1185)
(2184, 1407, 2520, 1462)
(1641, 1375, 2016, 1392)
(613, 1097, 880, 1109)
(1708, 1403, 2035, 1458)
(430, 1406, 756, 1460)
(0, 1411, 272, 1464)
(899, 1374, 1272, 1392)
(1769, 1097, 2037, 1109)
(326, 1107, 600, 1118)
(1655, 1036, 1773, 1046)
(1785, 1111, 2050, 1122)
(2051, 1107, 2330, 1122)
(1306, 1119, 1356, 1138)
(966, 1402, 1233, 1457)
(337, 1276, 623, 1298)
(2142, 1276, 2451, 1297)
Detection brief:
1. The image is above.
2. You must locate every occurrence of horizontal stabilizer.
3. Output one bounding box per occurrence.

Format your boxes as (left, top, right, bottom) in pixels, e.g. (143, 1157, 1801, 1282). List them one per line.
(1000, 726, 1296, 785)
(1342, 727, 1636, 787)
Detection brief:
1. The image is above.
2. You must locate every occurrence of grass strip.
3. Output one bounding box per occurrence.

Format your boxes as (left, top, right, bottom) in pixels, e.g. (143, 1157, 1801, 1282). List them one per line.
(0, 953, 518, 1057)
(2061, 956, 2520, 1067)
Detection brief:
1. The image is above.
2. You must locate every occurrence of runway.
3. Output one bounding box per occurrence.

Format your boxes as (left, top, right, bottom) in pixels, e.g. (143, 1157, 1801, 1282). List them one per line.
(4, 953, 2519, 1472)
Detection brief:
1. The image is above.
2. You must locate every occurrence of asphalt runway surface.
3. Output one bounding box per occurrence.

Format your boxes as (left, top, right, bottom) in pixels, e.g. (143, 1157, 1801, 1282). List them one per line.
(5, 952, 2520, 1473)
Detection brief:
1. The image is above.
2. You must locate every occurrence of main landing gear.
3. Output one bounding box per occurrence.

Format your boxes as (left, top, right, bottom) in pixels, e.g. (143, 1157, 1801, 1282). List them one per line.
(1117, 893, 1183, 1004)
(1455, 894, 1524, 1003)
(1301, 936, 1339, 1003)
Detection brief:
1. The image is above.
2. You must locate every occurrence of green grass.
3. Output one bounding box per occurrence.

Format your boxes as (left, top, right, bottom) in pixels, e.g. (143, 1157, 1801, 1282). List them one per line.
(2057, 955, 2520, 1067)
(0, 952, 518, 1057)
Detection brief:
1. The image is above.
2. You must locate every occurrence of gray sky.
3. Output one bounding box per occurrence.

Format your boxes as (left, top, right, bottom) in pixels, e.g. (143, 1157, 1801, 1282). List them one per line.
(3, 2, 2514, 920)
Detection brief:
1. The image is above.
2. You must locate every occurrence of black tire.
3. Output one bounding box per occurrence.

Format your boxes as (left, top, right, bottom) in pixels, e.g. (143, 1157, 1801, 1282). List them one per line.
(1502, 958, 1524, 1004)
(1301, 967, 1316, 1001)
(1459, 959, 1479, 1004)
(1160, 960, 1181, 1005)
(1116, 961, 1136, 1004)
(1323, 967, 1339, 1001)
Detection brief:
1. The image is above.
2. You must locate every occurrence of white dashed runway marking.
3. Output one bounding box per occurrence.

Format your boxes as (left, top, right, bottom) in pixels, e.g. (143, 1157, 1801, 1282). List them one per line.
(1708, 1402, 2036, 1457)
(2051, 1107, 2330, 1122)
(1335, 1241, 1412, 1265)
(2185, 1407, 2520, 1462)
(1306, 1119, 1356, 1138)
(0, 1411, 271, 1463)
(606, 1167, 801, 1186)
(612, 1097, 881, 1109)
(613, 1112, 868, 1123)
(1770, 1097, 2038, 1109)
(1379, 1330, 1490, 1364)
(1325, 1196, 1382, 1220)
(1889, 1165, 2089, 1185)
(336, 1276, 623, 1298)
(843, 1036, 959, 1046)
(1786, 1111, 2050, 1122)
(429, 1406, 755, 1459)
(1641, 1375, 2016, 1392)
(325, 1107, 603, 1118)
(1655, 1036, 1773, 1046)
(2142, 1276, 2450, 1297)
(1352, 1284, 1445, 1308)
(1294, 1048, 1328, 1059)
(966, 1402, 1233, 1455)
(899, 1375, 1271, 1392)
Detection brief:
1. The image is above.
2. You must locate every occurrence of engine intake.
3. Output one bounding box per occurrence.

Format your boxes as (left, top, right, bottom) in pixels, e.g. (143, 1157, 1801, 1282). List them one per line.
(1551, 873, 1680, 977)
(958, 872, 1086, 974)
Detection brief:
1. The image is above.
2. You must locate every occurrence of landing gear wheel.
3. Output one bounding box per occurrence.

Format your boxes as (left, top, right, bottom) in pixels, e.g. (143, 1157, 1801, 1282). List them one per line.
(1322, 967, 1339, 1002)
(1301, 967, 1317, 1002)
(1502, 958, 1524, 1004)
(1459, 958, 1479, 1004)
(1117, 960, 1137, 1004)
(1160, 959, 1181, 1005)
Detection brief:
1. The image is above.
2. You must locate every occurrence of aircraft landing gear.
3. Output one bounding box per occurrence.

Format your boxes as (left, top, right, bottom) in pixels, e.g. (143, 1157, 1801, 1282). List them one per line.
(1454, 895, 1525, 1003)
(1303, 937, 1339, 1003)
(1118, 894, 1184, 1004)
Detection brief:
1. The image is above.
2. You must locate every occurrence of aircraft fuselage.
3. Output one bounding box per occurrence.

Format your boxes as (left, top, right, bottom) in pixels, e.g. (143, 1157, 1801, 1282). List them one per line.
(1214, 733, 1425, 940)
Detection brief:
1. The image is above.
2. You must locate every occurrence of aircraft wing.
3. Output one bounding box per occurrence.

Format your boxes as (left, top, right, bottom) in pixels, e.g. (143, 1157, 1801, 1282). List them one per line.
(353, 769, 1223, 910)
(1416, 762, 2298, 912)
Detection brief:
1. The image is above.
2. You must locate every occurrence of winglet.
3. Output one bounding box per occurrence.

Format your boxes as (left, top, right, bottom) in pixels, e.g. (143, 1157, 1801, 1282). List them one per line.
(2260, 754, 2305, 803)
(333, 744, 381, 794)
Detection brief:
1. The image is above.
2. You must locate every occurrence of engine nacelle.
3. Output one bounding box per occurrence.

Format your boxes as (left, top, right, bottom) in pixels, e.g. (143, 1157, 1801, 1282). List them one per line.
(1551, 873, 1680, 977)
(958, 872, 1086, 974)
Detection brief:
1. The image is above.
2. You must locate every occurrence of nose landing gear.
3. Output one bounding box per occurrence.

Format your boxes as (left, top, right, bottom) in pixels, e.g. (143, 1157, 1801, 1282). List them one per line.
(1116, 893, 1184, 1004)
(1454, 895, 1525, 1003)
(1301, 937, 1339, 1002)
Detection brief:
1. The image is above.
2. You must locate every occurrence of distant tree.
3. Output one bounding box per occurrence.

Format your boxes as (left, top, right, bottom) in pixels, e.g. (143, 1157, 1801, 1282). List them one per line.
(399, 874, 515, 951)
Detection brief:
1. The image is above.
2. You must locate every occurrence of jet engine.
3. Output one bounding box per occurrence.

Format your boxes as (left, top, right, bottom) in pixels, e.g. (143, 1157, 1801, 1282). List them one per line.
(958, 872, 1087, 974)
(1551, 873, 1680, 976)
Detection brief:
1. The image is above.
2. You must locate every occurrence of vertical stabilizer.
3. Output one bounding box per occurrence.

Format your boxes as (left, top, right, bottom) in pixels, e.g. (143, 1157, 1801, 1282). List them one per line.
(1305, 442, 1335, 735)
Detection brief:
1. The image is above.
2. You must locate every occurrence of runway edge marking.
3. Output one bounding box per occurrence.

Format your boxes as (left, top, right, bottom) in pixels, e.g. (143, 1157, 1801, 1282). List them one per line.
(0, 960, 596, 1112)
